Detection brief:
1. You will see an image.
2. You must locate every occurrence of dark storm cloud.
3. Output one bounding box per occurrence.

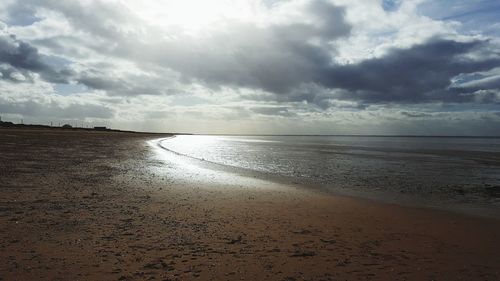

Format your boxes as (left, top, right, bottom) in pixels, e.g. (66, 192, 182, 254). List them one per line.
(233, 38, 500, 110)
(0, 97, 114, 119)
(320, 38, 500, 104)
(0, 35, 71, 83)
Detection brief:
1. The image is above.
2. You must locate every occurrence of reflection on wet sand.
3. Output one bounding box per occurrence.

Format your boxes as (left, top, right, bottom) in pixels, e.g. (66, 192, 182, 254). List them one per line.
(159, 135, 500, 217)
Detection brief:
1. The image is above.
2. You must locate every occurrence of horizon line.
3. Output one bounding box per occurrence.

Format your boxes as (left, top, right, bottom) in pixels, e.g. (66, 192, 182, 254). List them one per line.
(192, 133, 500, 138)
(3, 121, 499, 138)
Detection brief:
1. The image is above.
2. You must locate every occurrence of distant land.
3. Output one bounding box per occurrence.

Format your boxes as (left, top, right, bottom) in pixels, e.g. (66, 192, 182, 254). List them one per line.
(0, 120, 135, 133)
(0, 120, 195, 135)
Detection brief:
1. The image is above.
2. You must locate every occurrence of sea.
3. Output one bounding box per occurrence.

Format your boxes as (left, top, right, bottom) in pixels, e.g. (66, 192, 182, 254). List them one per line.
(159, 135, 500, 217)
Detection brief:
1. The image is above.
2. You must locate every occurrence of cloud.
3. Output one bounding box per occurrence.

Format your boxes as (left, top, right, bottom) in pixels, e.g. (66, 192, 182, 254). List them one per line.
(0, 97, 113, 119)
(250, 106, 296, 117)
(1, 0, 500, 134)
(8, 0, 499, 105)
(400, 111, 433, 118)
(125, 0, 352, 96)
(452, 73, 500, 92)
(5, 0, 352, 95)
(322, 38, 500, 104)
(227, 38, 500, 107)
(0, 33, 71, 83)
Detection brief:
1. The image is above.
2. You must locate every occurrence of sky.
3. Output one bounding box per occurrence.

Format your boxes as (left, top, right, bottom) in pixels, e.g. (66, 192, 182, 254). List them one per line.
(0, 0, 499, 135)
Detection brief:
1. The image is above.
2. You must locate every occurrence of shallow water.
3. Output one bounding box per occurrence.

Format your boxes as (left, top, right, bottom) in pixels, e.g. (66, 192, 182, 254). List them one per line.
(159, 135, 500, 216)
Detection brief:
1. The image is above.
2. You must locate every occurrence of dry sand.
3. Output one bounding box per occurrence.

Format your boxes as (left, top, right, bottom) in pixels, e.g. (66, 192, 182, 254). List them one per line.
(1, 128, 499, 281)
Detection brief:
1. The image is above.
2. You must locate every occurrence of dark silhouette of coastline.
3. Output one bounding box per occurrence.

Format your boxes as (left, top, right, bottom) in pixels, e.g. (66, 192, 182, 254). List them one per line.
(0, 120, 187, 135)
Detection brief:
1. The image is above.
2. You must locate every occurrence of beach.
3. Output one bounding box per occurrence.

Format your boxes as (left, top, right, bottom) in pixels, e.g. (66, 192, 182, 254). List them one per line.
(1, 128, 500, 281)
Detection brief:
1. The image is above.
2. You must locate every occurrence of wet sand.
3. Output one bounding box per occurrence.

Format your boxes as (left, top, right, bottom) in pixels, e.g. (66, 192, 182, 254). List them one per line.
(1, 128, 500, 280)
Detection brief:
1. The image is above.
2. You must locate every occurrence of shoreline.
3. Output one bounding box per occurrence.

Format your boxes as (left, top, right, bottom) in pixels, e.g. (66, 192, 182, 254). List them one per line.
(1, 128, 500, 280)
(156, 137, 500, 220)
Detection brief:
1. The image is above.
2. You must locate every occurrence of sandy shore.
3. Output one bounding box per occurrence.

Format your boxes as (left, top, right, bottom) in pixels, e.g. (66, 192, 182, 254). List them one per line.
(1, 128, 499, 281)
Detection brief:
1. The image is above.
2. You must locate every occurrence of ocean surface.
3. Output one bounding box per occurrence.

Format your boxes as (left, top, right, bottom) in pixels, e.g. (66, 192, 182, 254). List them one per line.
(159, 135, 500, 216)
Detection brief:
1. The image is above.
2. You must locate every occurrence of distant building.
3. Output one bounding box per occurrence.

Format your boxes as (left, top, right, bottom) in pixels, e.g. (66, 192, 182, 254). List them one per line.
(94, 126, 108, 131)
